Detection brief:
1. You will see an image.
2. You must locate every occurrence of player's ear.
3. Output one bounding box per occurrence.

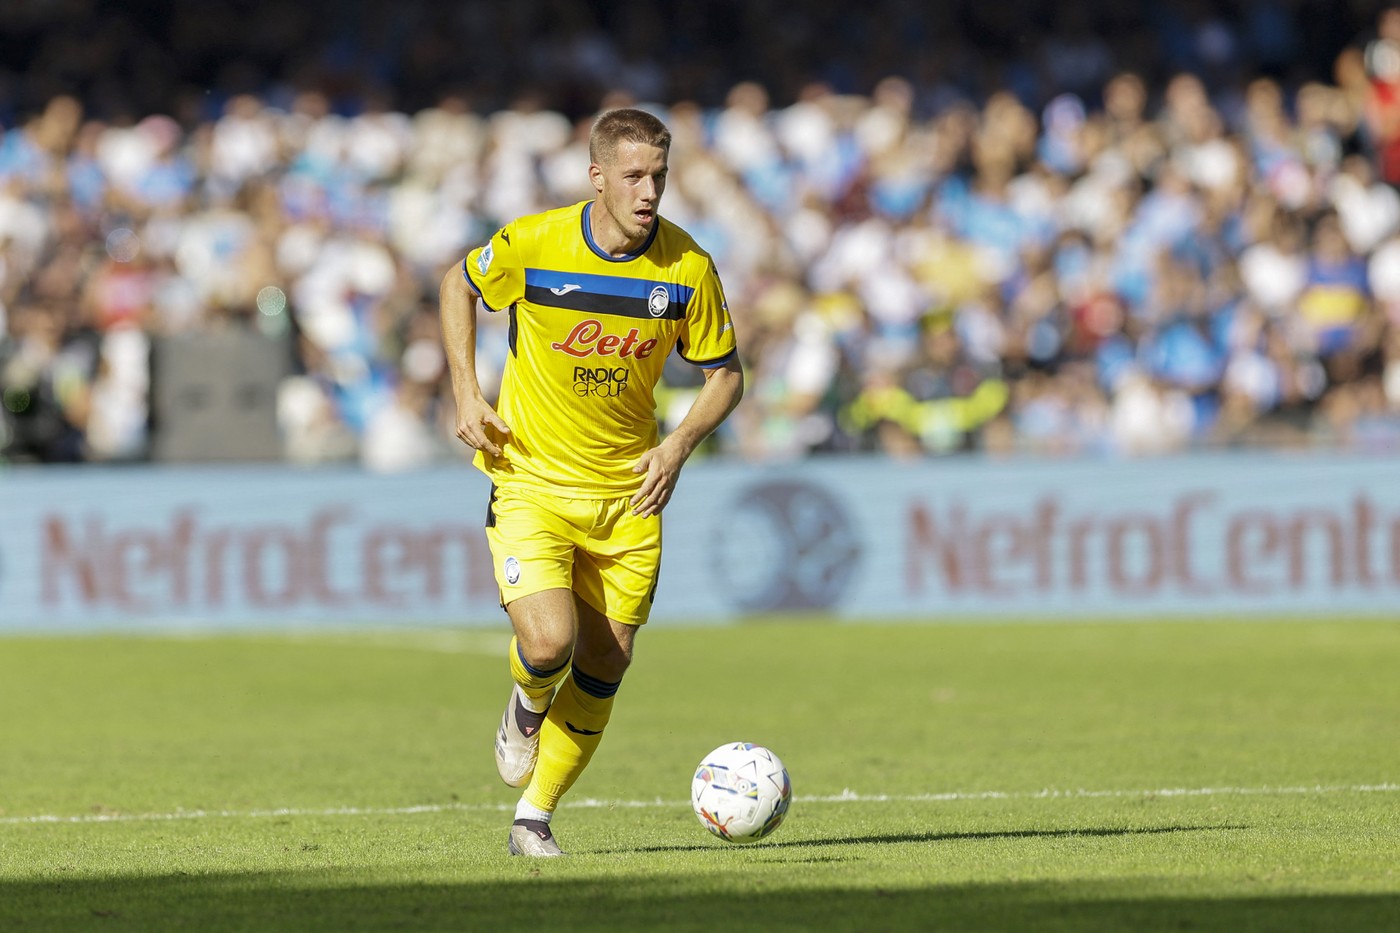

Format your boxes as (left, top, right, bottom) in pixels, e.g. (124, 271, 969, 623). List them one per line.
(588, 162, 605, 194)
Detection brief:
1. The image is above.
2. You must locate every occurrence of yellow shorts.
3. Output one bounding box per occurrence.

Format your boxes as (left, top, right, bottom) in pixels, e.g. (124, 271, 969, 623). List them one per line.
(485, 484, 662, 626)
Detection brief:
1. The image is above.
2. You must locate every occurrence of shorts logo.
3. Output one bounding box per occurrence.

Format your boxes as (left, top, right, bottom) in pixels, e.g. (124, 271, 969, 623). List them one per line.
(504, 556, 521, 585)
(573, 365, 630, 398)
(476, 242, 494, 275)
(648, 285, 670, 317)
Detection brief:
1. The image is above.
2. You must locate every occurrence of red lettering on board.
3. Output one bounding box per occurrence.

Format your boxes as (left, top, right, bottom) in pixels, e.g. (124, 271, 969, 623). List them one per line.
(36, 508, 496, 614)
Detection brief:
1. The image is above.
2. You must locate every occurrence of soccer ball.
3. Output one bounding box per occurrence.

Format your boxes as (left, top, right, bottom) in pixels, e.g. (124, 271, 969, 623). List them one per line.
(691, 742, 792, 843)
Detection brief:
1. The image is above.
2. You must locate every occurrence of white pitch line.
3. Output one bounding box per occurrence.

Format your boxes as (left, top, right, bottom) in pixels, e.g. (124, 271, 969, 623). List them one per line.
(803, 783, 1400, 803)
(3, 783, 1396, 827)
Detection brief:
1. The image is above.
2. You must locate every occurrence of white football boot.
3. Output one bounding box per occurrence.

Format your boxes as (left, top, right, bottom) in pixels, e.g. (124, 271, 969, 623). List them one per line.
(494, 685, 546, 787)
(507, 819, 566, 857)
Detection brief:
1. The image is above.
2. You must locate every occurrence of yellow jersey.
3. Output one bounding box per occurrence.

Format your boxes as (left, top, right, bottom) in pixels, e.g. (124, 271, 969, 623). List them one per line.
(463, 200, 737, 496)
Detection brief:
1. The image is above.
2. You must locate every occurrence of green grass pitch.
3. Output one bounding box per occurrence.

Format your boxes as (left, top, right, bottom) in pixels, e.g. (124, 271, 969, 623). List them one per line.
(1, 619, 1398, 931)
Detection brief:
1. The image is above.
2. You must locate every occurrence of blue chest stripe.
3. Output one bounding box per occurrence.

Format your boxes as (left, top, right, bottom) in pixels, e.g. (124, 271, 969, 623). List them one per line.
(524, 268, 695, 305)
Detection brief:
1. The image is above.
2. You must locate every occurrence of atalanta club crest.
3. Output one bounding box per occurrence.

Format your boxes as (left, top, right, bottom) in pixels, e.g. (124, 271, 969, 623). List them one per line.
(648, 285, 669, 317)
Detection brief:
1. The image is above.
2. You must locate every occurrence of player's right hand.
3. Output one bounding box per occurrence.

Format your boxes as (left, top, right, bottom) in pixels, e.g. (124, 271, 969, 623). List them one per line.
(455, 398, 511, 457)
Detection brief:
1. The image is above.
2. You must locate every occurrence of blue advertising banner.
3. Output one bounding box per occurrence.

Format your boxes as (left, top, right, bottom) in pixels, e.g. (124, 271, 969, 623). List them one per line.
(1, 454, 1397, 631)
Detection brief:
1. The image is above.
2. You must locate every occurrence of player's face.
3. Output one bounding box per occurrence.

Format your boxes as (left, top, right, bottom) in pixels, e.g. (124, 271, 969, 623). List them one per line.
(590, 140, 668, 254)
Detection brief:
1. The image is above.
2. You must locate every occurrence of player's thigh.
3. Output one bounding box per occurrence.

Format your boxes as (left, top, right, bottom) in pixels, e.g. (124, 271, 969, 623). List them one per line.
(573, 505, 661, 628)
(572, 594, 637, 682)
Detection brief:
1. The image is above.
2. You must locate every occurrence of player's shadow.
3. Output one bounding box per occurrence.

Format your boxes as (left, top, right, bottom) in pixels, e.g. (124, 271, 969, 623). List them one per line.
(618, 823, 1247, 854)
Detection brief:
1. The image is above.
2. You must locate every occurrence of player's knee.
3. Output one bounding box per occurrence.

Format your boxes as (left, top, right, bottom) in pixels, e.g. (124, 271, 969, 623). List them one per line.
(576, 639, 631, 681)
(517, 630, 575, 671)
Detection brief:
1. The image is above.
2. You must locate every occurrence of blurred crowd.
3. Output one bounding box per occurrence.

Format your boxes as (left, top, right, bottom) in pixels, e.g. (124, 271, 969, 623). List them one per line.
(3, 0, 1400, 467)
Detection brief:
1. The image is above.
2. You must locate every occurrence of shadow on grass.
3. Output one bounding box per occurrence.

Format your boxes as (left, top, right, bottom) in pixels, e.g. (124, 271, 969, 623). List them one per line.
(623, 822, 1248, 854)
(3, 867, 1397, 933)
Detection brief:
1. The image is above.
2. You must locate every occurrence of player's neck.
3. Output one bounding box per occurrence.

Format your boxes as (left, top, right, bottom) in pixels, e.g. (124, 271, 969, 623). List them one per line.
(587, 201, 648, 258)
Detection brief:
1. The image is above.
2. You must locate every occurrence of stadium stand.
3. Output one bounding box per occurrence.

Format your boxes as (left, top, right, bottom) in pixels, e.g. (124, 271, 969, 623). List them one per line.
(1, 0, 1398, 467)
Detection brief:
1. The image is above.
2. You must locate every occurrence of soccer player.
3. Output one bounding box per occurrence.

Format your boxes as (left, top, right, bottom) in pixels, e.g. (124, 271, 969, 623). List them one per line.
(439, 108, 743, 857)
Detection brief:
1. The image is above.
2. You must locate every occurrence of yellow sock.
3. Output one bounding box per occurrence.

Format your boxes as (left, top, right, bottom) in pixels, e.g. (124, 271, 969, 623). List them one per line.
(507, 636, 570, 711)
(522, 666, 619, 812)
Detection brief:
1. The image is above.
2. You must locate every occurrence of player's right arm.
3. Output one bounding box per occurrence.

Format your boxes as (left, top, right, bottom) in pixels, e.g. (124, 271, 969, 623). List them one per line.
(439, 265, 510, 456)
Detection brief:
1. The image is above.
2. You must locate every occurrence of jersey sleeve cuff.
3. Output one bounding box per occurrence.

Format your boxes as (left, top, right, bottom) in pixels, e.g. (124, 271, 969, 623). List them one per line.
(681, 348, 737, 369)
(462, 259, 500, 312)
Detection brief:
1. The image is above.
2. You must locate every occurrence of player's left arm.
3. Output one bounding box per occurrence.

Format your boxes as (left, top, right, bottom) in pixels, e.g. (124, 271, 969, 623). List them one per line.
(629, 357, 743, 518)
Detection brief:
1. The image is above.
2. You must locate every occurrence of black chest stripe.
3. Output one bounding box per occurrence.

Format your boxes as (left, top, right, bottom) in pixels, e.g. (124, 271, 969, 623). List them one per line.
(523, 285, 687, 321)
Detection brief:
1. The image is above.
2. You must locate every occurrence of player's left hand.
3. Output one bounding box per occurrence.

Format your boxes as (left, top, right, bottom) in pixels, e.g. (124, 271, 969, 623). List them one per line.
(629, 441, 685, 518)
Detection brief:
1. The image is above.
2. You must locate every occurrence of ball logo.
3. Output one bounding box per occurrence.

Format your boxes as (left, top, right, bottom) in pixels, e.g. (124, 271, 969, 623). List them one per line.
(648, 285, 670, 317)
(503, 556, 521, 586)
(714, 480, 861, 612)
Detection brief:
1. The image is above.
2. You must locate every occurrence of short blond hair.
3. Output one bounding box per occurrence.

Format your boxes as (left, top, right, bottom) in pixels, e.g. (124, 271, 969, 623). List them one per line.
(589, 108, 672, 165)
